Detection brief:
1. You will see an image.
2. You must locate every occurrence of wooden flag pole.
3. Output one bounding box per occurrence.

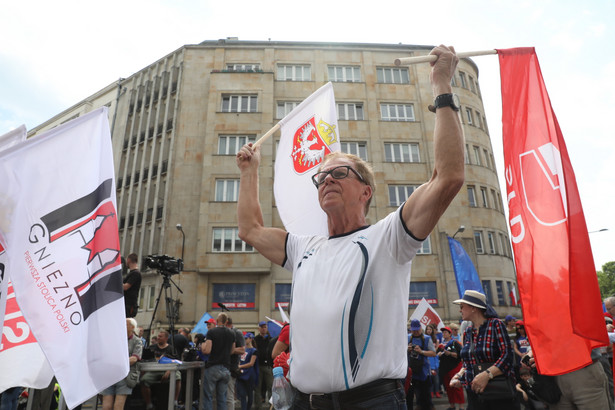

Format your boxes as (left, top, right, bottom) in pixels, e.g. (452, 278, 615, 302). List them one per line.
(253, 122, 281, 148)
(394, 49, 497, 66)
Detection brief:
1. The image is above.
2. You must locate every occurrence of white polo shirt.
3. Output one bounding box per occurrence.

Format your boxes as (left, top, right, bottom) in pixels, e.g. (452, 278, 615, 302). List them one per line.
(283, 207, 422, 393)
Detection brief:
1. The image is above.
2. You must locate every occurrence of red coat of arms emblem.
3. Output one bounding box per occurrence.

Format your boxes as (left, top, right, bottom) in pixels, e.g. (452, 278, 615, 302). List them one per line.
(291, 117, 333, 174)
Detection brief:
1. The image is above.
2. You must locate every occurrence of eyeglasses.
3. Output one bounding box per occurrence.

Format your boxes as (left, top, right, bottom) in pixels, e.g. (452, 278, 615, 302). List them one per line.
(311, 165, 366, 188)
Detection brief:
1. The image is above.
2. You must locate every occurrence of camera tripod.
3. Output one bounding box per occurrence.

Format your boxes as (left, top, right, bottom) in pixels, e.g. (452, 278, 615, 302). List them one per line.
(147, 271, 183, 351)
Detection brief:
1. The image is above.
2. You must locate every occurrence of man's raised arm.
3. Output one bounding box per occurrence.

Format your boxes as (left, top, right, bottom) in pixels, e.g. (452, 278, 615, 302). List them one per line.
(236, 143, 288, 266)
(402, 45, 465, 239)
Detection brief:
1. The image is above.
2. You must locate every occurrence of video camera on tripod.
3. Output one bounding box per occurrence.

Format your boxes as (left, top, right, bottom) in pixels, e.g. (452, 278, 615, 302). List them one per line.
(143, 254, 183, 275)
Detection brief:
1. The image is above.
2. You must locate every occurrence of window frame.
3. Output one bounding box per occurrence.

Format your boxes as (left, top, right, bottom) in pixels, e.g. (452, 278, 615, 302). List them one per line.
(215, 179, 240, 202)
(217, 135, 256, 155)
(212, 227, 254, 253)
(376, 67, 410, 84)
(328, 65, 361, 82)
(384, 142, 420, 163)
(221, 94, 258, 113)
(380, 103, 415, 122)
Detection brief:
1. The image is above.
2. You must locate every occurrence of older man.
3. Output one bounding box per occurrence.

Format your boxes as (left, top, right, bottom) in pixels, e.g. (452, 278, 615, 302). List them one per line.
(236, 45, 464, 408)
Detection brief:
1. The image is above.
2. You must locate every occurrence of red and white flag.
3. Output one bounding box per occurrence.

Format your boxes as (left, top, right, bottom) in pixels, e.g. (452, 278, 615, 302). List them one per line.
(274, 82, 340, 236)
(499, 48, 607, 375)
(409, 298, 445, 331)
(0, 108, 128, 407)
(509, 286, 518, 307)
(0, 281, 54, 392)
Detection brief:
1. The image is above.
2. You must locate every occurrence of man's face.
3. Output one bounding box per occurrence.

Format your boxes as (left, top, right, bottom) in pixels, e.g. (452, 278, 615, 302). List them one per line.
(411, 329, 422, 337)
(206, 322, 214, 330)
(606, 302, 615, 316)
(157, 331, 168, 344)
(316, 158, 368, 215)
(259, 324, 267, 335)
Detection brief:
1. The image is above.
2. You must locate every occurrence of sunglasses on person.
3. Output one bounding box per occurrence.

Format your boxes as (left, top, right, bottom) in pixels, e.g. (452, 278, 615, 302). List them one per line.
(311, 165, 366, 188)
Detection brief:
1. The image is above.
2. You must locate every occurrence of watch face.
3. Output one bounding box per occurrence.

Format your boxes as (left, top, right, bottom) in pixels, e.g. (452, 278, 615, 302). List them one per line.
(452, 94, 461, 109)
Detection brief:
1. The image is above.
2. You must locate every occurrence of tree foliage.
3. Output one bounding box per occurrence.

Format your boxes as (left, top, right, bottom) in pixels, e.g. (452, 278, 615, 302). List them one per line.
(597, 261, 615, 299)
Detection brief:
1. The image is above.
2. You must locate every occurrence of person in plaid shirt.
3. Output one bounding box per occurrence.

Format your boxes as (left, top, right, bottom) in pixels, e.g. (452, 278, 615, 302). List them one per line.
(450, 290, 518, 409)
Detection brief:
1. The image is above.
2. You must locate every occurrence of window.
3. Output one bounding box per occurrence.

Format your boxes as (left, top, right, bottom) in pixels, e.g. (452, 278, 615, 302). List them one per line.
(451, 75, 457, 87)
(226, 63, 260, 72)
(221, 94, 257, 113)
(212, 228, 253, 252)
(384, 143, 420, 162)
(328, 65, 361, 82)
(469, 75, 477, 93)
(377, 67, 410, 84)
(218, 135, 255, 155)
(337, 103, 364, 120)
(499, 233, 509, 257)
(277, 64, 311, 81)
(507, 281, 515, 304)
(491, 189, 499, 211)
(388, 185, 419, 206)
(473, 146, 482, 165)
(488, 231, 497, 254)
(476, 112, 483, 130)
(467, 186, 477, 207)
(482, 280, 493, 305)
(474, 231, 484, 254)
(417, 236, 431, 254)
(380, 103, 415, 121)
(483, 149, 491, 168)
(480, 187, 489, 208)
(495, 281, 506, 305)
(459, 71, 468, 88)
(465, 144, 471, 164)
(341, 141, 368, 161)
(465, 108, 474, 125)
(409, 281, 438, 306)
(138, 285, 157, 311)
(277, 101, 300, 119)
(215, 179, 240, 202)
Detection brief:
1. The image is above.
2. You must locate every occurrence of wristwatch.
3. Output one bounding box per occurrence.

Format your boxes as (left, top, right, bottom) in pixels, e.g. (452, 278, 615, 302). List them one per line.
(485, 369, 494, 380)
(428, 93, 460, 113)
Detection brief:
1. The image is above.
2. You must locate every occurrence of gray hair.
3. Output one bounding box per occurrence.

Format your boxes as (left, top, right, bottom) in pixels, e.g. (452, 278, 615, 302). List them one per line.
(127, 317, 138, 331)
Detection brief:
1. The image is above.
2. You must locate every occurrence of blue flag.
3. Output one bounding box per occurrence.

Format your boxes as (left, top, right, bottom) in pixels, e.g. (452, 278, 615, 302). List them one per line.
(192, 311, 214, 335)
(448, 237, 483, 297)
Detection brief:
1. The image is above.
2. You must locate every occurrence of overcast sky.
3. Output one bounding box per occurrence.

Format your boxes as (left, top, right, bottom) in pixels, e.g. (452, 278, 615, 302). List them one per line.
(1, 0, 613, 270)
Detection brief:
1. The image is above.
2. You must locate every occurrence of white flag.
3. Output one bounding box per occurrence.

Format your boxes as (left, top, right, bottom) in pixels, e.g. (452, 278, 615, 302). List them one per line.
(0, 108, 128, 408)
(409, 298, 445, 331)
(274, 82, 340, 236)
(0, 125, 27, 335)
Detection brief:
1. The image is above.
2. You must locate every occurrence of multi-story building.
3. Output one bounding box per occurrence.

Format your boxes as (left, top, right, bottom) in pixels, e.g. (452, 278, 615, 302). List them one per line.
(28, 39, 520, 333)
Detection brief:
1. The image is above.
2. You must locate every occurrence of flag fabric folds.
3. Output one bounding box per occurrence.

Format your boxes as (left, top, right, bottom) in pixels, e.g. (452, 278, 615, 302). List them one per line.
(0, 108, 128, 407)
(274, 82, 340, 236)
(409, 298, 445, 331)
(509, 286, 518, 307)
(0, 282, 54, 392)
(192, 311, 214, 335)
(498, 47, 607, 375)
(447, 237, 484, 298)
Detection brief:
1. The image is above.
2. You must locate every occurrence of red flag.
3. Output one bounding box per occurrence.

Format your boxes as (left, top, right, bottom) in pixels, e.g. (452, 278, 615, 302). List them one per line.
(498, 47, 607, 375)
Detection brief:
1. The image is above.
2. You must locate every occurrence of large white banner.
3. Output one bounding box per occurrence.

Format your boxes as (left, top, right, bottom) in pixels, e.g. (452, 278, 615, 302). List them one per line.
(0, 125, 27, 330)
(0, 108, 128, 408)
(274, 82, 340, 236)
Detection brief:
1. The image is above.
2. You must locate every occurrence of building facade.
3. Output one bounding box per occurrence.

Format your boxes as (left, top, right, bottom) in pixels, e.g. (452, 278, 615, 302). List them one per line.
(29, 39, 520, 333)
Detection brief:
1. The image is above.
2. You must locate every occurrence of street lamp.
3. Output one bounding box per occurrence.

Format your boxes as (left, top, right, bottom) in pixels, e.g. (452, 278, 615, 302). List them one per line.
(589, 228, 608, 234)
(452, 225, 465, 239)
(176, 223, 185, 261)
